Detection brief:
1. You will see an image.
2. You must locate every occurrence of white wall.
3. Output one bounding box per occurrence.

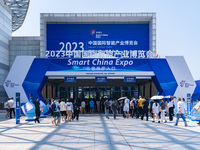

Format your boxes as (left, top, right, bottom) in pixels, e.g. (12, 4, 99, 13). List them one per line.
(0, 0, 12, 101)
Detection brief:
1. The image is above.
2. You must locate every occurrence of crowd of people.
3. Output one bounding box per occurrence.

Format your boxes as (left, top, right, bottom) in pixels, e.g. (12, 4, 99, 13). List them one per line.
(103, 96, 188, 127)
(3, 96, 194, 127)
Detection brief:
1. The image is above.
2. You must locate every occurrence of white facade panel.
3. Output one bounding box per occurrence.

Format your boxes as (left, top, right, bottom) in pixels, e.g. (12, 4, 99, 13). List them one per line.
(166, 56, 196, 101)
(4, 56, 36, 103)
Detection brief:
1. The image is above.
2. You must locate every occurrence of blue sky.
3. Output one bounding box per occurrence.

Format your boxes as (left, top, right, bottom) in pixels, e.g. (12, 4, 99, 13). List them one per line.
(13, 0, 200, 80)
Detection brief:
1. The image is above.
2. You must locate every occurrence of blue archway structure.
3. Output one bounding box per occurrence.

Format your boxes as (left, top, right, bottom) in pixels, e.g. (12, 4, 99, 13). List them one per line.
(192, 80, 200, 101)
(22, 58, 178, 102)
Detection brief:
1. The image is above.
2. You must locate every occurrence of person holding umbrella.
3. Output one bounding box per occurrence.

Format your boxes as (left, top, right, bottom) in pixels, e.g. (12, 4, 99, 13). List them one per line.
(152, 100, 160, 123)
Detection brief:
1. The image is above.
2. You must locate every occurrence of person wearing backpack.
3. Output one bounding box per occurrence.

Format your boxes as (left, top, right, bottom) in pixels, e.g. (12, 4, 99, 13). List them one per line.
(104, 99, 110, 119)
(111, 99, 119, 119)
(52, 99, 60, 126)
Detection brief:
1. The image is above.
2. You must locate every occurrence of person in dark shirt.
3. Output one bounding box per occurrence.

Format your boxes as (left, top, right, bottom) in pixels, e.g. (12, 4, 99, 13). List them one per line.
(133, 99, 139, 118)
(149, 98, 154, 118)
(74, 99, 81, 120)
(104, 99, 110, 119)
(141, 98, 149, 121)
(111, 99, 119, 119)
(160, 99, 167, 123)
(34, 97, 42, 123)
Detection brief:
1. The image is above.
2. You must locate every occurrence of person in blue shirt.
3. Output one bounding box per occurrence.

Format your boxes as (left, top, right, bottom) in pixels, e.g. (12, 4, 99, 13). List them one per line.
(89, 99, 95, 113)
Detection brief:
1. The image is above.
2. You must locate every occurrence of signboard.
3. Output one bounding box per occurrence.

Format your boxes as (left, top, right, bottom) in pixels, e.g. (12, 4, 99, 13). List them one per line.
(46, 24, 152, 58)
(124, 77, 136, 83)
(16, 93, 20, 124)
(21, 101, 49, 118)
(134, 91, 139, 97)
(47, 58, 153, 72)
(191, 101, 200, 121)
(64, 77, 76, 83)
(187, 93, 191, 119)
(95, 77, 107, 83)
(21, 102, 35, 117)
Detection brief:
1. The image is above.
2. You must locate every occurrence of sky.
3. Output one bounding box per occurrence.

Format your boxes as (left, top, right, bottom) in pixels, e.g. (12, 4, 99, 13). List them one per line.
(12, 0, 200, 80)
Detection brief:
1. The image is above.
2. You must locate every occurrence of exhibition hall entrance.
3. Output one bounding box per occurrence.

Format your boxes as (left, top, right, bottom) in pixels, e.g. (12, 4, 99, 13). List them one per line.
(41, 78, 157, 112)
(57, 85, 138, 101)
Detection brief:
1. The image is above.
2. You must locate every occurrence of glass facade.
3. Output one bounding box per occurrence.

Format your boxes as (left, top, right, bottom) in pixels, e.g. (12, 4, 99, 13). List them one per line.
(57, 86, 138, 100)
(4, 0, 30, 32)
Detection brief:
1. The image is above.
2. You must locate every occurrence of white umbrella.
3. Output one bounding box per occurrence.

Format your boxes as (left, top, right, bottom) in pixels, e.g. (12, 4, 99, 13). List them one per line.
(164, 95, 176, 99)
(151, 95, 164, 100)
(118, 97, 126, 100)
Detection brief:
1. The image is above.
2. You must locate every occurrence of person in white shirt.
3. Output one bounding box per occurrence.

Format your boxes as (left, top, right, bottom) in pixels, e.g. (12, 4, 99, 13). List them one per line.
(7, 97, 15, 119)
(66, 99, 73, 121)
(81, 100, 86, 114)
(60, 99, 66, 122)
(124, 96, 130, 118)
(174, 98, 188, 127)
(168, 98, 174, 121)
(152, 100, 160, 123)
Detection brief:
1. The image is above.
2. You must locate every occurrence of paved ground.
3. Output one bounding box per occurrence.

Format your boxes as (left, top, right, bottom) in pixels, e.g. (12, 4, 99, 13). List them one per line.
(0, 111, 200, 150)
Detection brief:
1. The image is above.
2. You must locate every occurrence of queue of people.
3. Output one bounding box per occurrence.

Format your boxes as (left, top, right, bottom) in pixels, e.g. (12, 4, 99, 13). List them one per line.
(3, 96, 191, 128)
(103, 96, 189, 127)
(48, 98, 81, 126)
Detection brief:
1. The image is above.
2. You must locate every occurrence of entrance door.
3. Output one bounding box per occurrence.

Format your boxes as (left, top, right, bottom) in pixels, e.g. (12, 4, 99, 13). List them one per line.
(98, 86, 111, 100)
(83, 86, 90, 99)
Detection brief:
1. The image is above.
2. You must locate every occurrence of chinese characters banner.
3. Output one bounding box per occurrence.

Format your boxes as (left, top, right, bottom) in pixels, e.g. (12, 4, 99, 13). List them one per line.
(46, 24, 152, 58)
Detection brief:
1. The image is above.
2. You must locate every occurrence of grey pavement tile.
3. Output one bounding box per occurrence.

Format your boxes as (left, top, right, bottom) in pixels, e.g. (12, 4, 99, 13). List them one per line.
(1, 114, 200, 150)
(76, 144, 94, 149)
(167, 144, 194, 150)
(94, 144, 115, 150)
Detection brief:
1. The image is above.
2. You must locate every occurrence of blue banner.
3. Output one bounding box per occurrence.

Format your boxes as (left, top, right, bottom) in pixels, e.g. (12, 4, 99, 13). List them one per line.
(191, 101, 200, 121)
(48, 58, 152, 72)
(46, 24, 152, 58)
(134, 91, 139, 97)
(64, 77, 76, 83)
(187, 93, 191, 119)
(95, 77, 107, 83)
(124, 77, 136, 83)
(16, 93, 20, 124)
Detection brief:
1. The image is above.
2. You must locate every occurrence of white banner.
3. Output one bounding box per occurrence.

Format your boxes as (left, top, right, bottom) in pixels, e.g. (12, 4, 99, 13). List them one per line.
(3, 56, 35, 103)
(166, 56, 196, 106)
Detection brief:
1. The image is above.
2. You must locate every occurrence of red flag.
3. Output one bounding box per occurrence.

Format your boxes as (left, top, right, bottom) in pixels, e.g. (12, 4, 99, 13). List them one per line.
(156, 54, 158, 58)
